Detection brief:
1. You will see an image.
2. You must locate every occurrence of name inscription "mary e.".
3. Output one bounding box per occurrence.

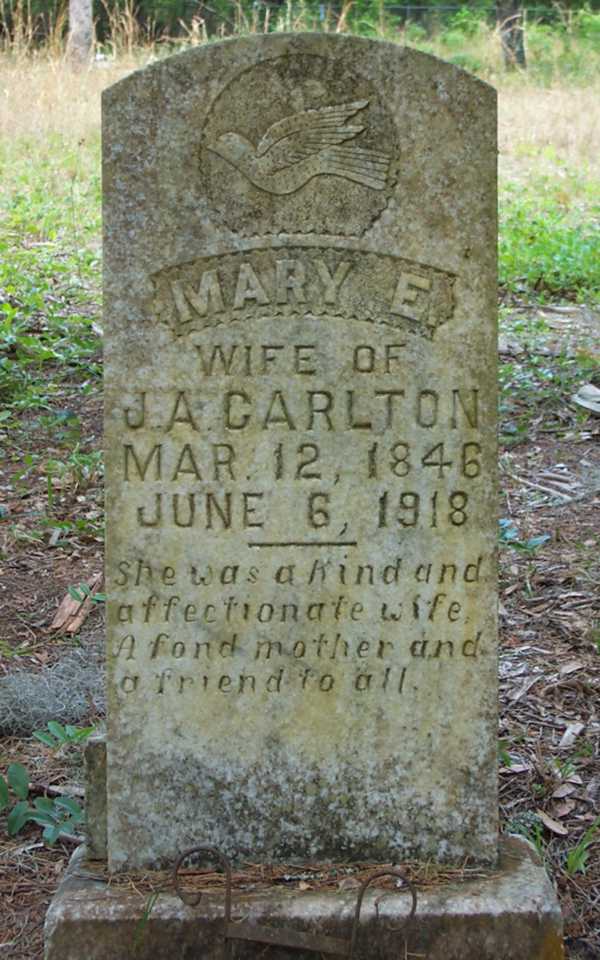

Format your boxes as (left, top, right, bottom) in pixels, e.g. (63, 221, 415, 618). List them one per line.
(152, 244, 456, 341)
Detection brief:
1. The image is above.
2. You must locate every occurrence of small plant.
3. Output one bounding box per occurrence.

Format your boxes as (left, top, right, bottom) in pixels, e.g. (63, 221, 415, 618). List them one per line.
(498, 739, 513, 767)
(33, 720, 95, 750)
(133, 892, 160, 951)
(0, 762, 84, 844)
(507, 811, 546, 860)
(565, 818, 600, 876)
(68, 582, 106, 604)
(0, 763, 30, 836)
(499, 518, 551, 553)
(0, 639, 32, 659)
(553, 758, 576, 781)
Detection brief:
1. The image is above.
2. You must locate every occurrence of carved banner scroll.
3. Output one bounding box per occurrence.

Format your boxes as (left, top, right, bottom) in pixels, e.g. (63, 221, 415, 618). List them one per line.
(153, 243, 456, 342)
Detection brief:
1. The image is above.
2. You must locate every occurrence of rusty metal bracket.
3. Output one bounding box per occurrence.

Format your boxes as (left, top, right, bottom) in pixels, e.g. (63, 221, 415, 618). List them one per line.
(173, 846, 417, 960)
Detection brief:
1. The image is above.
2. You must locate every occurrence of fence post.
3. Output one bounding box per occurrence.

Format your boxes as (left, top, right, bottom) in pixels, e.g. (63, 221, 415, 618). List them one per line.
(497, 0, 527, 68)
(68, 0, 93, 65)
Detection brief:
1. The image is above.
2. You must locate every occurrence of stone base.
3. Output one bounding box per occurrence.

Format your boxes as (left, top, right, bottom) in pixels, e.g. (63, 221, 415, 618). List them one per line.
(45, 837, 564, 960)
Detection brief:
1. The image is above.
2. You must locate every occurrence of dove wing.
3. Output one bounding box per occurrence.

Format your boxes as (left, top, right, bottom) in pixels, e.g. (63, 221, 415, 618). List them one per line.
(256, 100, 370, 165)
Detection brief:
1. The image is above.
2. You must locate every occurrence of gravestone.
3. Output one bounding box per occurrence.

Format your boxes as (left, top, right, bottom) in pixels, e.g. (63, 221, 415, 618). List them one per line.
(45, 34, 565, 960)
(103, 33, 499, 871)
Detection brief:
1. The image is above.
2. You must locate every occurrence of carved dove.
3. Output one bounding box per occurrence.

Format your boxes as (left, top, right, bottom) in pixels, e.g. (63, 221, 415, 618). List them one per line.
(207, 100, 390, 195)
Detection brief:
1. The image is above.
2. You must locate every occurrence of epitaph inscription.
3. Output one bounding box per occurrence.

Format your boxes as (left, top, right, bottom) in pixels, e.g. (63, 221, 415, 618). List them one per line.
(104, 35, 497, 870)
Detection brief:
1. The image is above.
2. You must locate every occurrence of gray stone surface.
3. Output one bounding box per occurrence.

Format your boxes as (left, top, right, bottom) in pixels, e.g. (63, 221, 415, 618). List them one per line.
(85, 734, 107, 860)
(44, 838, 564, 960)
(103, 34, 498, 870)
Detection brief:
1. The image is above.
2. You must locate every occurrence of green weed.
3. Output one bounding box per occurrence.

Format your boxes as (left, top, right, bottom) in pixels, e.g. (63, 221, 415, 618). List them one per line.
(33, 720, 95, 750)
(45, 448, 103, 504)
(500, 172, 600, 302)
(0, 131, 102, 412)
(498, 518, 551, 552)
(0, 760, 85, 844)
(507, 811, 546, 860)
(564, 818, 600, 876)
(133, 892, 160, 951)
(67, 582, 105, 604)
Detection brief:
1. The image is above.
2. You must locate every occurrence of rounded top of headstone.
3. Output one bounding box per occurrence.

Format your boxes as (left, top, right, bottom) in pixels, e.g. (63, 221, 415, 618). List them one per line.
(104, 34, 494, 243)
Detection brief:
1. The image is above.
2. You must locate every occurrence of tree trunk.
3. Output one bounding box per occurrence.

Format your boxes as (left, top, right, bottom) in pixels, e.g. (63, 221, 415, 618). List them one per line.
(497, 1, 526, 69)
(68, 0, 93, 65)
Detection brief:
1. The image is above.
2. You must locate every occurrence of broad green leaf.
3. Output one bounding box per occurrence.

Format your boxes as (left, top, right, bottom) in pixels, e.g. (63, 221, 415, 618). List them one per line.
(59, 815, 84, 836)
(7, 800, 31, 836)
(47, 721, 67, 742)
(523, 534, 551, 550)
(43, 824, 63, 845)
(0, 776, 9, 811)
(54, 796, 83, 818)
(33, 796, 55, 812)
(7, 763, 29, 800)
(73, 726, 95, 741)
(29, 811, 59, 827)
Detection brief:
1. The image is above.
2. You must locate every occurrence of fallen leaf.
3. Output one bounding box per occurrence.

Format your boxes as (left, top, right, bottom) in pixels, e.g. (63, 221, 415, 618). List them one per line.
(553, 801, 576, 818)
(510, 675, 542, 702)
(566, 774, 584, 786)
(559, 722, 585, 749)
(552, 783, 577, 799)
(48, 527, 62, 547)
(572, 383, 600, 415)
(498, 335, 525, 356)
(503, 583, 520, 596)
(338, 877, 360, 891)
(560, 661, 583, 677)
(536, 810, 569, 836)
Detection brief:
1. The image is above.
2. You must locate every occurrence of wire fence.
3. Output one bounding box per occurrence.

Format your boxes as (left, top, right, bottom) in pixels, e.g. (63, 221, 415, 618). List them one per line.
(178, 0, 600, 30)
(1, 0, 598, 45)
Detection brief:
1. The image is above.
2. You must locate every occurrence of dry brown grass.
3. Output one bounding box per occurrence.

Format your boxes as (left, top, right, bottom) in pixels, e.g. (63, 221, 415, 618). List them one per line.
(0, 56, 132, 144)
(498, 84, 600, 180)
(0, 53, 598, 188)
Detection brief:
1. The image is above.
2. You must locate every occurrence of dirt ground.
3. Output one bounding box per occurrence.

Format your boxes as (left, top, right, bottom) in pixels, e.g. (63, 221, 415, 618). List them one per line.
(0, 302, 599, 959)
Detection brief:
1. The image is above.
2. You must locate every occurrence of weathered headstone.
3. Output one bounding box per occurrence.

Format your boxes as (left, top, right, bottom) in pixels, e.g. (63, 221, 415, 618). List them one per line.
(103, 33, 498, 871)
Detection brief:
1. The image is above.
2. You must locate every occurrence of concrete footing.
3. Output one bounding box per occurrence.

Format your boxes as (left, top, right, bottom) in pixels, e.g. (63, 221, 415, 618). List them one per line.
(44, 837, 564, 960)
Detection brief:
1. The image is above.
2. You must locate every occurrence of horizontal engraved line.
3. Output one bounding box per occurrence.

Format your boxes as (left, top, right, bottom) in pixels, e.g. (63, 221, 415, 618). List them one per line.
(248, 540, 358, 548)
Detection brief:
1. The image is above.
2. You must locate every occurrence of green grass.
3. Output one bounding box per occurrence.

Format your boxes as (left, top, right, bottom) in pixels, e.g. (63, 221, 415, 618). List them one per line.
(0, 129, 104, 548)
(0, 134, 102, 411)
(500, 167, 600, 302)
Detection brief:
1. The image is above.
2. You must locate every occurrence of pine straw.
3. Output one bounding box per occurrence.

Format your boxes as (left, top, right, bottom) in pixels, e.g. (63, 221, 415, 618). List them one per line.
(0, 835, 70, 959)
(92, 858, 492, 899)
(497, 411, 600, 958)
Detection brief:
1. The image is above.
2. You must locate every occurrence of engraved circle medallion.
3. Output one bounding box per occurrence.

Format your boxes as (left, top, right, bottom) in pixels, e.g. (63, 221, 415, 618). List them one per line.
(201, 54, 398, 238)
